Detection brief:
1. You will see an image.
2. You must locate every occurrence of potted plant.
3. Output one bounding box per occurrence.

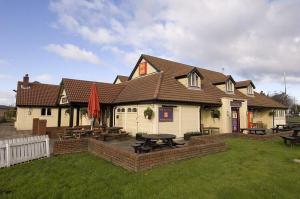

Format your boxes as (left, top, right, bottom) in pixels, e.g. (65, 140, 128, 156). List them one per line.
(144, 107, 154, 119)
(211, 109, 220, 118)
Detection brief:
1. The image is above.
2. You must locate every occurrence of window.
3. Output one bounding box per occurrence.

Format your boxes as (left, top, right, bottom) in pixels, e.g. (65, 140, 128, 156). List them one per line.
(117, 108, 120, 112)
(41, 108, 51, 116)
(127, 108, 132, 112)
(121, 108, 125, 112)
(275, 110, 285, 117)
(132, 108, 137, 112)
(247, 85, 254, 95)
(188, 72, 199, 87)
(226, 80, 234, 93)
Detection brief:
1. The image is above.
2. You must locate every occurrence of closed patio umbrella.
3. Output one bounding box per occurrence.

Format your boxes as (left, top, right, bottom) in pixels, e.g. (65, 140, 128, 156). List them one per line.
(88, 83, 100, 130)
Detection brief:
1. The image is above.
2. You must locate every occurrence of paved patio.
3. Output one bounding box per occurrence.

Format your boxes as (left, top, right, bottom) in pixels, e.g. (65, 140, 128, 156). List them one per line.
(0, 122, 32, 139)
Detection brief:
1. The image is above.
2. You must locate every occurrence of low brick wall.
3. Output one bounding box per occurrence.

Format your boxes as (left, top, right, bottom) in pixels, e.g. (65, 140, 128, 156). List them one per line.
(53, 138, 88, 155)
(88, 138, 227, 172)
(189, 131, 292, 143)
(46, 125, 90, 139)
(88, 139, 138, 171)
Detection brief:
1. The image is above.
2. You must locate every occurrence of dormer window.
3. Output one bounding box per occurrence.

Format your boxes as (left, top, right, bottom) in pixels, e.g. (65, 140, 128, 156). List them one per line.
(226, 80, 234, 93)
(247, 85, 254, 95)
(188, 72, 199, 87)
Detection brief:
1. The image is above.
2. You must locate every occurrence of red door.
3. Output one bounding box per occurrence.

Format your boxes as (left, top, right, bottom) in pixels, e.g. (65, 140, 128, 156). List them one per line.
(232, 108, 240, 133)
(248, 111, 253, 128)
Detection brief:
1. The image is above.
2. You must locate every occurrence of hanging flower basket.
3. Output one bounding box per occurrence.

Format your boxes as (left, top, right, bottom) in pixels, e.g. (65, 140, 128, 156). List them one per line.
(211, 109, 220, 118)
(144, 107, 154, 120)
(269, 111, 275, 116)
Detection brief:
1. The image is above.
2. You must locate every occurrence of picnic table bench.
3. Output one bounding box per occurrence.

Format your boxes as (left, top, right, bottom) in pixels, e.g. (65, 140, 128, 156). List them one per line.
(281, 127, 300, 146)
(240, 128, 266, 135)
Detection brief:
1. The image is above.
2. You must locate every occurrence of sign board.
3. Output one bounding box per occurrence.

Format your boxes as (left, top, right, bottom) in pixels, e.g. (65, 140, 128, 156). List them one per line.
(159, 107, 173, 122)
(139, 62, 147, 76)
(230, 101, 242, 107)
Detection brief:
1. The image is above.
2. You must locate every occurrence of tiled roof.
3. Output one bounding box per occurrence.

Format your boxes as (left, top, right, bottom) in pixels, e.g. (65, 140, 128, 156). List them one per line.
(16, 82, 60, 106)
(15, 54, 286, 109)
(62, 78, 125, 104)
(235, 80, 256, 89)
(247, 92, 286, 108)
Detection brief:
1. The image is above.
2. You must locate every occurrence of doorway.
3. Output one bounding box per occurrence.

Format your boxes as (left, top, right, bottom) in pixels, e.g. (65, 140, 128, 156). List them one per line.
(231, 108, 240, 133)
(248, 111, 254, 128)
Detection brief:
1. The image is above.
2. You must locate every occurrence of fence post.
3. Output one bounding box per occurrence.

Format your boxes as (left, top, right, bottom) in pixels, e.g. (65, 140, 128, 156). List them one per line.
(45, 137, 50, 157)
(6, 143, 10, 167)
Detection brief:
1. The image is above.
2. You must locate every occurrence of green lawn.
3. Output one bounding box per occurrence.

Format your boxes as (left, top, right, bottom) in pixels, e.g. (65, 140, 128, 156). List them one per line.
(0, 139, 299, 199)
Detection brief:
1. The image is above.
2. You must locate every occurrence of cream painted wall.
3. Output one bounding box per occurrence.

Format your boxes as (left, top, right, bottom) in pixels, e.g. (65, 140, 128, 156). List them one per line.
(237, 87, 255, 97)
(59, 89, 68, 105)
(201, 98, 248, 133)
(115, 78, 122, 84)
(131, 59, 158, 79)
(114, 104, 200, 138)
(15, 107, 59, 130)
(253, 109, 286, 128)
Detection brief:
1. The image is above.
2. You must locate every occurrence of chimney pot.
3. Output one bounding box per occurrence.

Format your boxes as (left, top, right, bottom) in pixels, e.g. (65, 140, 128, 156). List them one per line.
(23, 74, 29, 88)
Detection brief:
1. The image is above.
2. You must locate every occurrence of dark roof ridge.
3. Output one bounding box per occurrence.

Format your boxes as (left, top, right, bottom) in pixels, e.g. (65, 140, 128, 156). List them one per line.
(154, 72, 164, 99)
(62, 77, 114, 86)
(18, 81, 59, 87)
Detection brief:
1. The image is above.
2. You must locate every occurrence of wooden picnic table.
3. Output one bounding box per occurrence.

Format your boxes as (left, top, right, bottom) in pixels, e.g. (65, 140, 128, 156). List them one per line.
(141, 134, 176, 151)
(281, 127, 300, 146)
(106, 127, 123, 134)
(240, 128, 266, 135)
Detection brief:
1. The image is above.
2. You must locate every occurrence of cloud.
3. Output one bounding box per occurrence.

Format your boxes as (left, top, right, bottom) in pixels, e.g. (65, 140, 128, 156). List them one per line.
(45, 43, 101, 65)
(0, 74, 11, 80)
(49, 0, 300, 85)
(0, 91, 15, 106)
(34, 74, 53, 82)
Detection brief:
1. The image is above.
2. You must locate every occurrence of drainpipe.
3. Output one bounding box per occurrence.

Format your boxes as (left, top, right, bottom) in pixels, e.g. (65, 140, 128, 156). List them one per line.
(272, 109, 275, 128)
(199, 105, 202, 132)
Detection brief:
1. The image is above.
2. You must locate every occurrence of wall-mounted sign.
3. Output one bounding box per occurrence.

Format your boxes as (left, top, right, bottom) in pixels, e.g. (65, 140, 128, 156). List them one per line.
(230, 100, 242, 107)
(159, 107, 173, 122)
(61, 97, 68, 104)
(139, 62, 147, 76)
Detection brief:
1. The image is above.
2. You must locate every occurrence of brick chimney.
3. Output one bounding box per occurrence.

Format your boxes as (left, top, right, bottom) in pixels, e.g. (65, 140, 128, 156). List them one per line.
(22, 74, 29, 88)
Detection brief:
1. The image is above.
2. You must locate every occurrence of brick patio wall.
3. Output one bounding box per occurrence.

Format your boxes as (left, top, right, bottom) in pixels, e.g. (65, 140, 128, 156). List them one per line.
(46, 125, 90, 139)
(88, 138, 227, 172)
(53, 138, 88, 155)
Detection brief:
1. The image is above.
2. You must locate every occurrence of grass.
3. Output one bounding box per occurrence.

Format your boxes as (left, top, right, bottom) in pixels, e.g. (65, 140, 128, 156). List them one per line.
(0, 138, 299, 199)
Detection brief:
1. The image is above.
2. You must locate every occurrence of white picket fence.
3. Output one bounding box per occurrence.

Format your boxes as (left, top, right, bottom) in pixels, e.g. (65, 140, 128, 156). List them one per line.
(0, 135, 50, 168)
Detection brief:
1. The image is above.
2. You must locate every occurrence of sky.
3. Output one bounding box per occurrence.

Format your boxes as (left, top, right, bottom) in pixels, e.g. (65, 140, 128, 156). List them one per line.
(0, 0, 299, 106)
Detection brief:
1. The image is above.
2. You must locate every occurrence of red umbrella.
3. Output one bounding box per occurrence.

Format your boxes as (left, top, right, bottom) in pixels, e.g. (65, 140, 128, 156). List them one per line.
(88, 83, 100, 128)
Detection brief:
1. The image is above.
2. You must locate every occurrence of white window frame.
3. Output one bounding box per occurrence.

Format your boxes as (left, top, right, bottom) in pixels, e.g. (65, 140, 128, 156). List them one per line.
(247, 85, 254, 95)
(41, 108, 52, 116)
(188, 72, 199, 87)
(226, 80, 234, 93)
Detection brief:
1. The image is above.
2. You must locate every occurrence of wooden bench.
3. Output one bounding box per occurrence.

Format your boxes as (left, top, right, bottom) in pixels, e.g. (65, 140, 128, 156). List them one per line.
(240, 128, 266, 135)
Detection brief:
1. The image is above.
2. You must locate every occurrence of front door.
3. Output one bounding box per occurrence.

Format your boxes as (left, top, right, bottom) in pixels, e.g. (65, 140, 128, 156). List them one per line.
(232, 108, 240, 133)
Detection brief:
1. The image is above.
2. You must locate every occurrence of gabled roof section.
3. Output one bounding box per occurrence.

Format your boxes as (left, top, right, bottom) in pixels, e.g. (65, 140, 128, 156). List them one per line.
(62, 78, 125, 104)
(247, 92, 286, 109)
(128, 54, 161, 80)
(212, 75, 236, 85)
(113, 75, 128, 84)
(16, 82, 60, 106)
(114, 72, 163, 103)
(175, 67, 204, 79)
(235, 80, 256, 89)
